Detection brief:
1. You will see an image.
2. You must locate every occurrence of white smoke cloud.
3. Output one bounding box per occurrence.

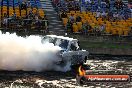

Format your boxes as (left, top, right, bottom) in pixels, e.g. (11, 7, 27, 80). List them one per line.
(0, 31, 71, 72)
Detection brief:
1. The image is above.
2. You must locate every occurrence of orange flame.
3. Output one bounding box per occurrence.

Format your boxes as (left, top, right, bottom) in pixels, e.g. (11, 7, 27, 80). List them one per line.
(78, 65, 86, 76)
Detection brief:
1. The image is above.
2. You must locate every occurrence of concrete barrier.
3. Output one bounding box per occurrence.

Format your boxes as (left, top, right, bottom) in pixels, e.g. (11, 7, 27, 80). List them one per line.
(87, 48, 132, 55)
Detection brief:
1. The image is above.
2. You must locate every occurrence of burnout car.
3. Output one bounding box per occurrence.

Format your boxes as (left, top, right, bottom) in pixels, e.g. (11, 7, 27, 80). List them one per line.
(41, 35, 89, 69)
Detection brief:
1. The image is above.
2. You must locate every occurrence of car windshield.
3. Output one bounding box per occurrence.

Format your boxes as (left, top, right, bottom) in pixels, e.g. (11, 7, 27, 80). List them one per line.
(42, 36, 69, 49)
(55, 38, 69, 49)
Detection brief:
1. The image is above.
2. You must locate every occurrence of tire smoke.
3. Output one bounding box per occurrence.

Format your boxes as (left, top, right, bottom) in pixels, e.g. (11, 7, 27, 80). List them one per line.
(0, 32, 71, 72)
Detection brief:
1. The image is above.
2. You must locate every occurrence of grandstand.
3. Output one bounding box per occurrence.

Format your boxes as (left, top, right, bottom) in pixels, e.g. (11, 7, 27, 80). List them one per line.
(57, 0, 132, 36)
(0, 0, 131, 36)
(0, 0, 47, 33)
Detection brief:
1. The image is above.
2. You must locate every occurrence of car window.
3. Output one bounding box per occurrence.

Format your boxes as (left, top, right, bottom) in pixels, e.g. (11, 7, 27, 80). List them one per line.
(58, 39, 69, 49)
(70, 42, 78, 51)
(54, 38, 62, 46)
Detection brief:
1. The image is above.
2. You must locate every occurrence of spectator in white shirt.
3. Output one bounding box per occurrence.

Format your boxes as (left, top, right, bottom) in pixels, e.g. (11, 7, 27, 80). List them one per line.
(101, 11, 107, 19)
(96, 10, 101, 19)
(113, 12, 119, 20)
(85, 0, 91, 4)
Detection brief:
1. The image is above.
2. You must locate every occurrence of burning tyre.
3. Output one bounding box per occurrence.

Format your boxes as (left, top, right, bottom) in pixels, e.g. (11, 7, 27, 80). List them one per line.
(76, 65, 87, 85)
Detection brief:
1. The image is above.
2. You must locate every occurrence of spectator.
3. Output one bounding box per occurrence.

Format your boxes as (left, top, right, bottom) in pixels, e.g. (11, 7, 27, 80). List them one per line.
(53, 0, 60, 7)
(28, 10, 34, 19)
(2, 14, 8, 29)
(82, 22, 88, 34)
(11, 13, 17, 20)
(56, 2, 62, 10)
(101, 0, 106, 5)
(119, 13, 124, 20)
(27, 1, 31, 8)
(76, 15, 82, 22)
(75, 1, 80, 11)
(3, 17, 8, 25)
(124, 12, 129, 19)
(115, 0, 123, 10)
(85, 0, 92, 4)
(105, 0, 110, 9)
(35, 15, 41, 31)
(113, 12, 119, 21)
(96, 10, 101, 19)
(42, 15, 49, 31)
(3, 13, 7, 18)
(60, 11, 67, 18)
(128, 2, 132, 9)
(107, 11, 113, 21)
(101, 11, 107, 19)
(93, 24, 100, 34)
(87, 22, 92, 32)
(69, 14, 75, 23)
(20, 2, 27, 10)
(99, 24, 105, 32)
(65, 21, 72, 32)
(68, 2, 73, 11)
(75, 4, 80, 11)
(35, 14, 39, 21)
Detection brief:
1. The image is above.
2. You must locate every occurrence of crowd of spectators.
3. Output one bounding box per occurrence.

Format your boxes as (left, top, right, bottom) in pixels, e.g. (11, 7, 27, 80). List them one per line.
(53, 0, 80, 12)
(54, 0, 132, 36)
(1, 0, 49, 33)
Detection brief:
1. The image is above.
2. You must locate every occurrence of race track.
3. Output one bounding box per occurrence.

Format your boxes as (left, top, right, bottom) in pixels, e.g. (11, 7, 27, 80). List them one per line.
(0, 58, 131, 88)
